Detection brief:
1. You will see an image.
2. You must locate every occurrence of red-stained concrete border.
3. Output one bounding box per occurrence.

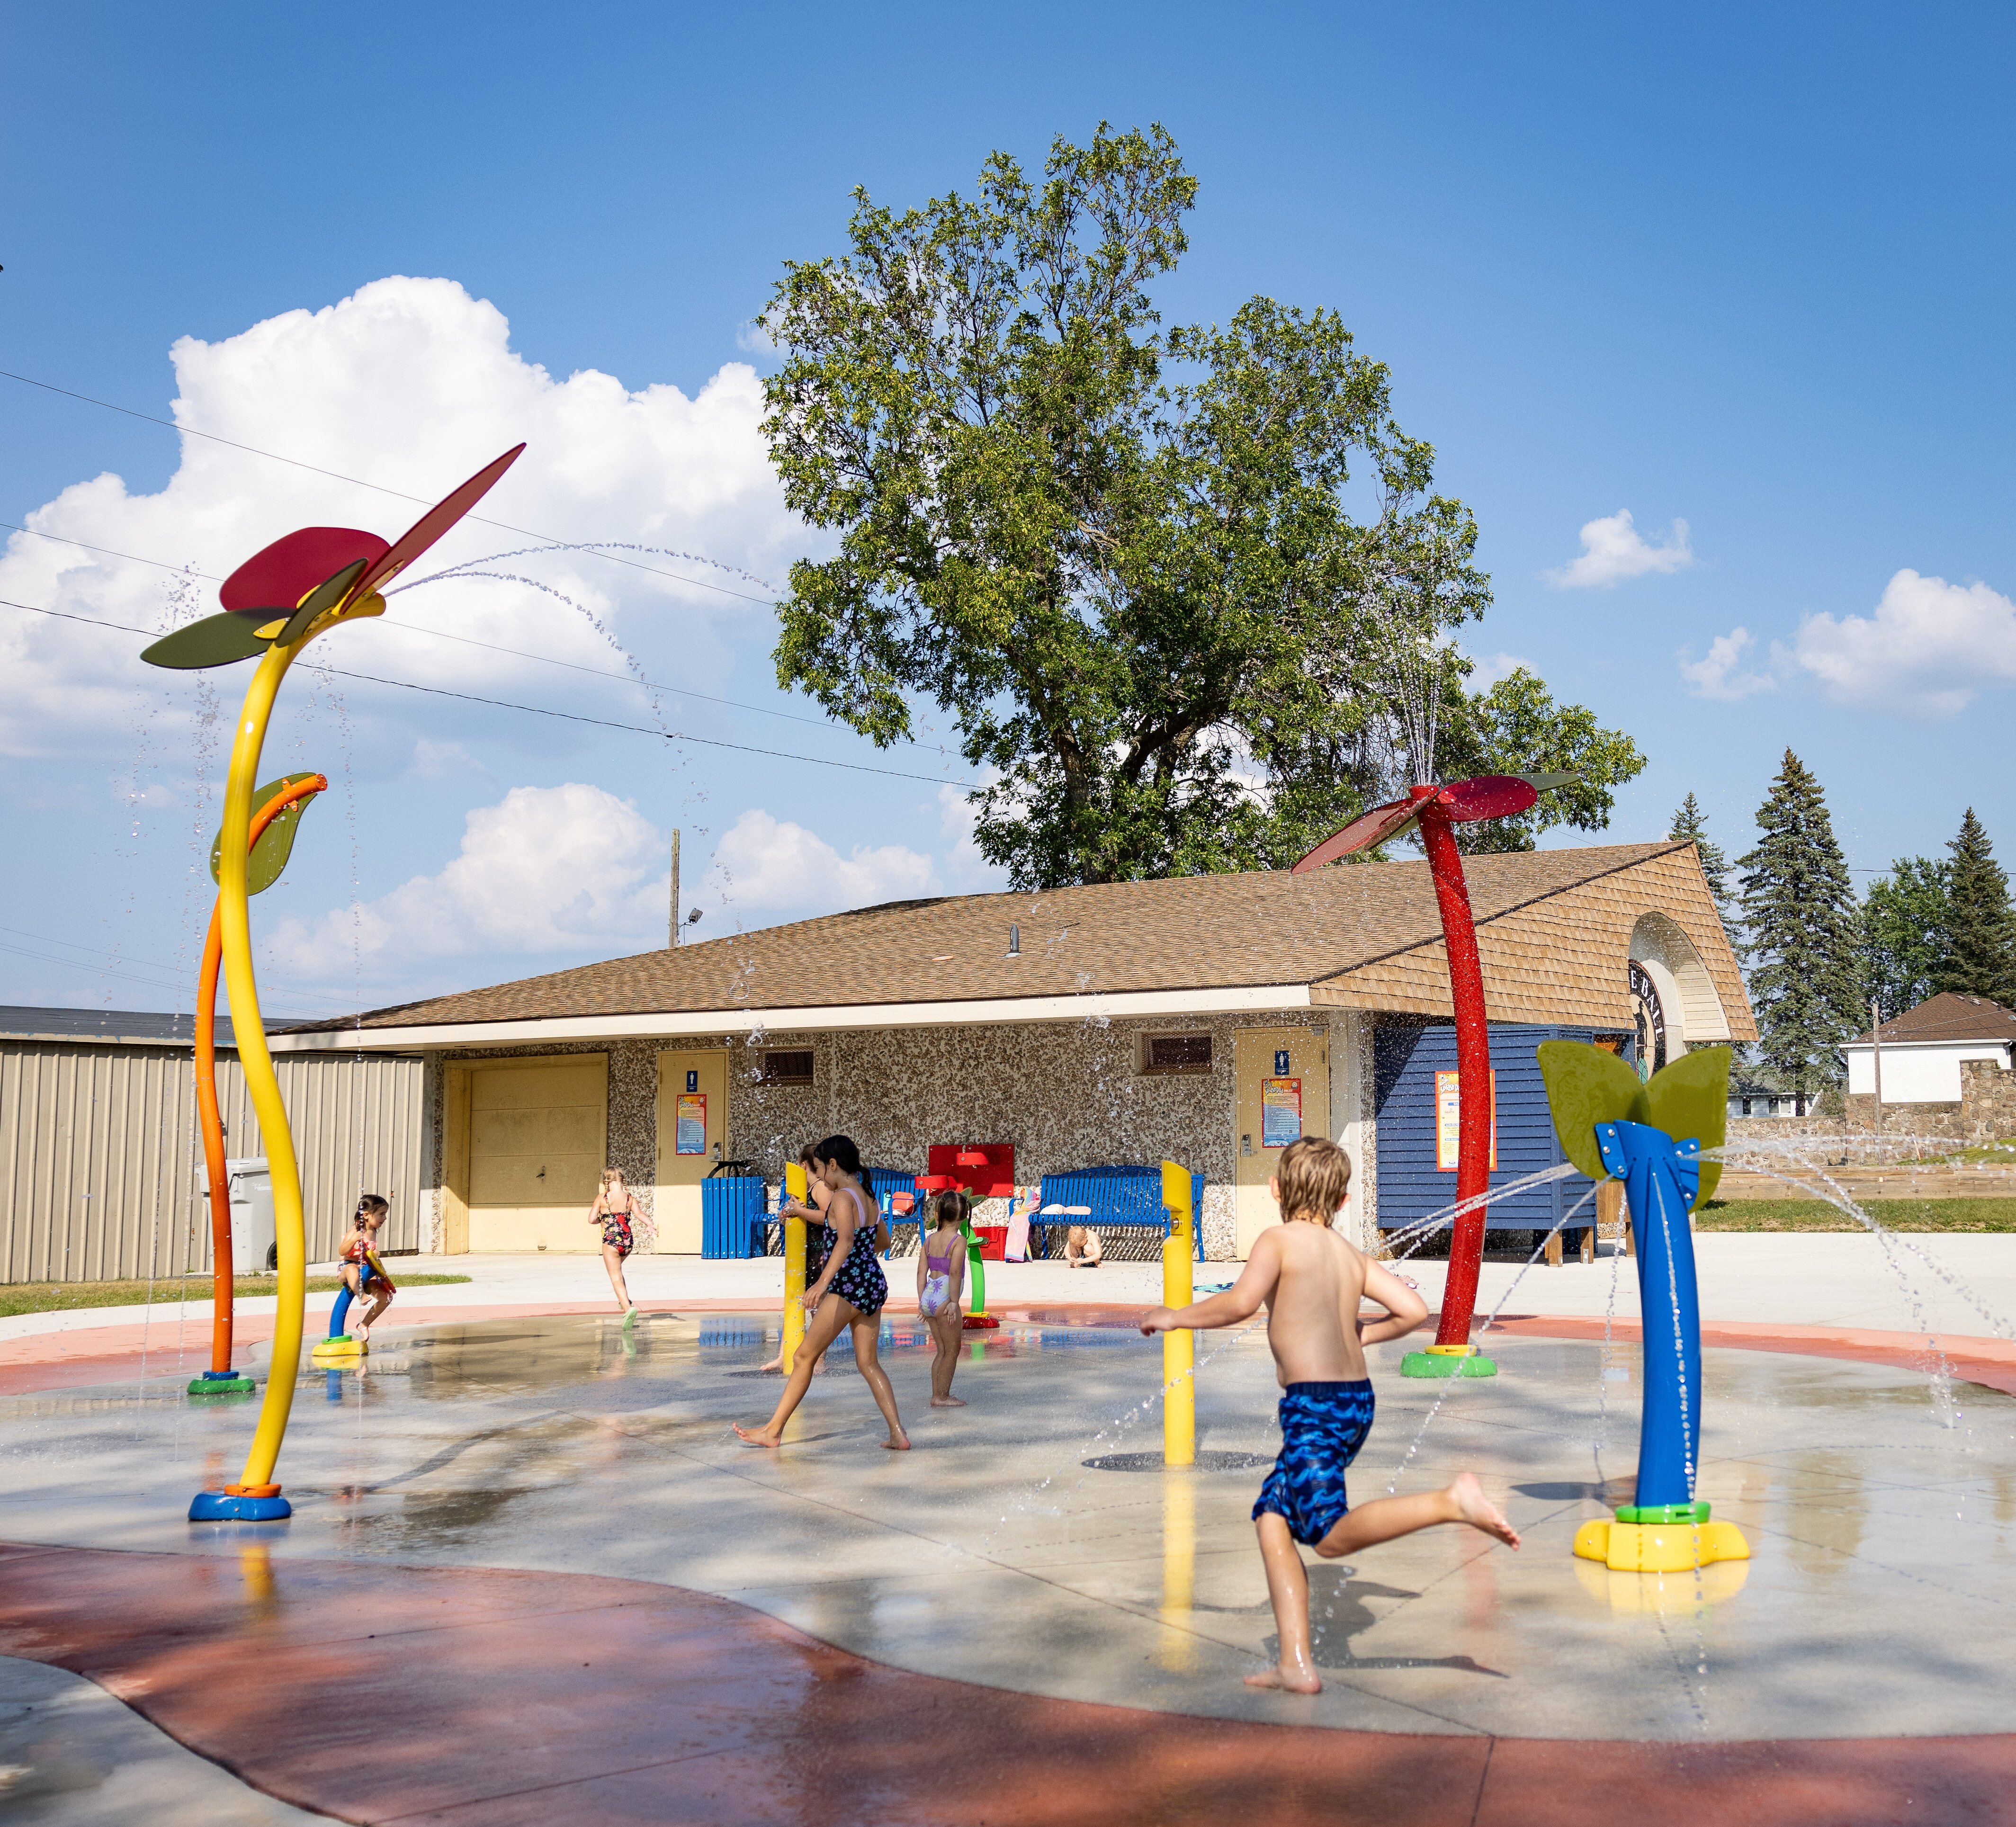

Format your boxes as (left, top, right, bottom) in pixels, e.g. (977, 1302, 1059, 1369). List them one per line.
(0, 1541, 2008, 1827)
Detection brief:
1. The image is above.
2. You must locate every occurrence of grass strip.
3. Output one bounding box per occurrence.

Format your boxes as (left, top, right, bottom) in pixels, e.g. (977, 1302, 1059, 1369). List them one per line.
(1696, 1199, 2016, 1232)
(0, 1273, 472, 1317)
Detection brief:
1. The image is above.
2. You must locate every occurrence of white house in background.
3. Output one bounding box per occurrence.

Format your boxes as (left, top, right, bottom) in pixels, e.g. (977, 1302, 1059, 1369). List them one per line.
(1845, 993, 2016, 1104)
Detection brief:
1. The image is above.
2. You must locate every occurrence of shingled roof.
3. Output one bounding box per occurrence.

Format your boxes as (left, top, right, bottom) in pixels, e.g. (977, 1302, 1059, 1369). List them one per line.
(1852, 992, 2016, 1048)
(279, 840, 1753, 1044)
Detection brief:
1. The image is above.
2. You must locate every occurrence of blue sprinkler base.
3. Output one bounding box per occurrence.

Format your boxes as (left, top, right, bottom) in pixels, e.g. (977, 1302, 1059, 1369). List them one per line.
(188, 1492, 292, 1522)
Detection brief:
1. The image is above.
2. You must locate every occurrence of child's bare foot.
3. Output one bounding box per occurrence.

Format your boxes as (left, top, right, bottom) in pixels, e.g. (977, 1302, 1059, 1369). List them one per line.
(733, 1424, 781, 1448)
(881, 1432, 912, 1450)
(757, 1355, 783, 1373)
(1450, 1472, 1521, 1548)
(1245, 1662, 1322, 1694)
(930, 1395, 967, 1407)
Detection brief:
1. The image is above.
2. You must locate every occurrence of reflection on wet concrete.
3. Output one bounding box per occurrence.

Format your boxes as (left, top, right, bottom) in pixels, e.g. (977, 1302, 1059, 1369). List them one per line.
(3, 1313, 2014, 1743)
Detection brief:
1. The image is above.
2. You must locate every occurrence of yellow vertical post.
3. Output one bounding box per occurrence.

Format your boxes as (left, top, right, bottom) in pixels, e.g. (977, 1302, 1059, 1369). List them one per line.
(1158, 1467, 1198, 1671)
(1161, 1159, 1195, 1468)
(781, 1161, 807, 1374)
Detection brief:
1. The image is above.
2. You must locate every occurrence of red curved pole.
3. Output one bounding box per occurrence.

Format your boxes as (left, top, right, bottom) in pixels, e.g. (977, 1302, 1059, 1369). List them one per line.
(199, 775, 327, 1375)
(1415, 790, 1493, 1348)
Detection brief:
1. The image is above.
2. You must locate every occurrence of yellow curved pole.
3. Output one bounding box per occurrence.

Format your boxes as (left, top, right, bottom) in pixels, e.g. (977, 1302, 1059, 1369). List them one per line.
(218, 641, 309, 1493)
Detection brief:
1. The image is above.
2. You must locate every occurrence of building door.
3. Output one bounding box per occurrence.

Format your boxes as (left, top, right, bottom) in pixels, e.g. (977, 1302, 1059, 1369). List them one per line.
(1233, 1028, 1330, 1258)
(656, 1050, 729, 1254)
(463, 1055, 609, 1252)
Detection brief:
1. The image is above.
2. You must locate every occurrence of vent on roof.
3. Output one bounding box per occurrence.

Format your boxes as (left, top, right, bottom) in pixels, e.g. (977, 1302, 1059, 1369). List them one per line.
(1008, 923, 1021, 956)
(1141, 1033, 1213, 1075)
(756, 1049, 815, 1086)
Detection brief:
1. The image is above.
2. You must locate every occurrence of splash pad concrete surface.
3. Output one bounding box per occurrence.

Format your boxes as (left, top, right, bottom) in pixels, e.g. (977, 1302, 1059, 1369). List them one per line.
(1, 1244, 2014, 1825)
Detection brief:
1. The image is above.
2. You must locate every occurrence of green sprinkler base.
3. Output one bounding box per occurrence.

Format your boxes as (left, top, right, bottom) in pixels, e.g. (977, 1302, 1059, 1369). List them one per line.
(188, 1374, 256, 1396)
(1400, 1351, 1498, 1378)
(1616, 1500, 1712, 1525)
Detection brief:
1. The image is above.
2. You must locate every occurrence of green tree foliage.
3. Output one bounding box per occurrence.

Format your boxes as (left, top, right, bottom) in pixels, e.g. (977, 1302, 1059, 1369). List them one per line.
(1861, 857, 1951, 1019)
(759, 124, 1643, 887)
(1737, 750, 1863, 1096)
(1665, 792, 1734, 932)
(1935, 807, 2016, 1004)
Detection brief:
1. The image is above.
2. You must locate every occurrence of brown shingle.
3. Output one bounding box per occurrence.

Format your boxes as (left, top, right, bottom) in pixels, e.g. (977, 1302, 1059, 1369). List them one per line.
(293, 841, 1753, 1039)
(1853, 991, 2016, 1047)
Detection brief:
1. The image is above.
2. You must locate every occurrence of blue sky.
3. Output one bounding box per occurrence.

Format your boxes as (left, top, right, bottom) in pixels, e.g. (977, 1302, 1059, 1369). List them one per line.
(3, 2, 2013, 1017)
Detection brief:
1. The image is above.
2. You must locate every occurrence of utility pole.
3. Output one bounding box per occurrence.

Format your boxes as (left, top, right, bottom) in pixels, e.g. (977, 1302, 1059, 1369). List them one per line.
(1870, 997, 1884, 1137)
(669, 830, 680, 949)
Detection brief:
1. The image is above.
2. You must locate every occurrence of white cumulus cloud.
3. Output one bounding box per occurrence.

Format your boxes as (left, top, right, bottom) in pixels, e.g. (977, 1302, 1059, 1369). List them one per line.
(699, 808, 939, 922)
(1790, 568, 2016, 719)
(1546, 510, 1695, 589)
(1679, 627, 1775, 701)
(0, 275, 798, 762)
(264, 782, 669, 972)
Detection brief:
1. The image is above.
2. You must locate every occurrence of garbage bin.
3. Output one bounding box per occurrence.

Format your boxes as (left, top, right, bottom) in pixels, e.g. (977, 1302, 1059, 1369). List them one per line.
(701, 1174, 767, 1259)
(217, 1157, 276, 1274)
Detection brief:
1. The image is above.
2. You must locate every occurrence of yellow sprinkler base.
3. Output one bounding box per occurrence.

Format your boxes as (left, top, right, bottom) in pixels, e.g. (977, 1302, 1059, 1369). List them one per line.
(1574, 1515, 1750, 1572)
(311, 1335, 367, 1365)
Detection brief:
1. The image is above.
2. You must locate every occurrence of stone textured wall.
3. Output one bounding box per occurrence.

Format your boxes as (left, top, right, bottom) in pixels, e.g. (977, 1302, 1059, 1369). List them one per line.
(420, 1009, 1362, 1260)
(1726, 1059, 2016, 1146)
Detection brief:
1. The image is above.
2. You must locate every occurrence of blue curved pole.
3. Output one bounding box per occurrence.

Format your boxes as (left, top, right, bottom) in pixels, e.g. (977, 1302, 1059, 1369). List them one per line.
(1594, 1120, 1702, 1511)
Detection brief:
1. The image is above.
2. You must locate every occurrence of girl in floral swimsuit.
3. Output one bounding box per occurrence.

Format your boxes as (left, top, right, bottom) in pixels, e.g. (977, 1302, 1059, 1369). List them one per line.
(735, 1134, 909, 1452)
(589, 1168, 639, 1318)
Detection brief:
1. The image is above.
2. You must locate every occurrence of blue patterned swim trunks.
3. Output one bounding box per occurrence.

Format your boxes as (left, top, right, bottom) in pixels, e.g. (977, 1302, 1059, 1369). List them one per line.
(1253, 1379, 1377, 1545)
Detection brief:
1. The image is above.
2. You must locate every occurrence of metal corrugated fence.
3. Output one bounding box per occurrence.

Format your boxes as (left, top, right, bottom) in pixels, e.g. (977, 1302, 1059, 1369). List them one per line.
(0, 1043, 425, 1283)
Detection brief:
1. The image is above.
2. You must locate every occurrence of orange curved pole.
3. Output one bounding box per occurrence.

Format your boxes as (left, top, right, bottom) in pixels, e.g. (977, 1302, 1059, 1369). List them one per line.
(199, 774, 328, 1375)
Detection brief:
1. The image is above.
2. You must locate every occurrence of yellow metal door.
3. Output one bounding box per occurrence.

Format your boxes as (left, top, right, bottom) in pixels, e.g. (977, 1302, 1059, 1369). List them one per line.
(465, 1056, 609, 1252)
(1233, 1028, 1330, 1258)
(655, 1050, 729, 1254)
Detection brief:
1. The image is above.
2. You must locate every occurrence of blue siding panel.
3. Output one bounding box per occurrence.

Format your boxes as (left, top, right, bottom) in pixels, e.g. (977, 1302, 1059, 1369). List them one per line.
(1372, 1024, 1603, 1235)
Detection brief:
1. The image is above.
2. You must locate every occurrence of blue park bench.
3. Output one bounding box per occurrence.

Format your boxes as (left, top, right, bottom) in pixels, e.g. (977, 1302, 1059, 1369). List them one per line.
(1033, 1165, 1205, 1262)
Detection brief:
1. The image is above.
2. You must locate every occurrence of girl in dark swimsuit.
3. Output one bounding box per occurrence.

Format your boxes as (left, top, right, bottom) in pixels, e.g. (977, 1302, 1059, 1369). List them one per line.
(735, 1134, 909, 1451)
(759, 1142, 833, 1374)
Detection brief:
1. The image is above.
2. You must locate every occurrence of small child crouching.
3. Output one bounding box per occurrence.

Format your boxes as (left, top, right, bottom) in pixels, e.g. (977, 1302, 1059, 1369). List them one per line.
(1140, 1136, 1519, 1694)
(340, 1194, 396, 1339)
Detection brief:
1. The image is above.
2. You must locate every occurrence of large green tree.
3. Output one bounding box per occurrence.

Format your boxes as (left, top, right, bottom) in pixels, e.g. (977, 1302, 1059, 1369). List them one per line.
(1935, 807, 2016, 1004)
(1737, 750, 1863, 1097)
(759, 123, 1642, 886)
(1861, 857, 1950, 1019)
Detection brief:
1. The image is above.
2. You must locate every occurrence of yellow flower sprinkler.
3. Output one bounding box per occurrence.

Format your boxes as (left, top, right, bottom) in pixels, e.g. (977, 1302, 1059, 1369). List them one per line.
(146, 446, 524, 1522)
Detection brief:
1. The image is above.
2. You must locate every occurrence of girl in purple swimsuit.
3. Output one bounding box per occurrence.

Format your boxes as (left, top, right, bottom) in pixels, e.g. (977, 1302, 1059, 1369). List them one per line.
(735, 1135, 909, 1452)
(917, 1188, 970, 1406)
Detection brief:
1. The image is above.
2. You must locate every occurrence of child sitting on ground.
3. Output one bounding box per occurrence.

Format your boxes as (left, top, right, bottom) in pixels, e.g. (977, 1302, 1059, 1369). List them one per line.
(917, 1189, 970, 1406)
(1140, 1136, 1519, 1695)
(340, 1194, 396, 1339)
(1063, 1225, 1102, 1268)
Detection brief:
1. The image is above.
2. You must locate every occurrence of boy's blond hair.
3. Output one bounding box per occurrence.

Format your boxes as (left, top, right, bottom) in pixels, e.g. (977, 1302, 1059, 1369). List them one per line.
(1275, 1137, 1352, 1226)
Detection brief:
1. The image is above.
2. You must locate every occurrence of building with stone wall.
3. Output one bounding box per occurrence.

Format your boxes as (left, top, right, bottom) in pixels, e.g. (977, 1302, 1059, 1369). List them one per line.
(275, 841, 1753, 1263)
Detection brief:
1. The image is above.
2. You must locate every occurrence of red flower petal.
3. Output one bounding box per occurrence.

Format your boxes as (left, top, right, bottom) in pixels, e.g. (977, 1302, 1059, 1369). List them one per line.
(219, 528, 389, 616)
(1439, 775, 1540, 822)
(349, 445, 526, 601)
(1291, 797, 1423, 873)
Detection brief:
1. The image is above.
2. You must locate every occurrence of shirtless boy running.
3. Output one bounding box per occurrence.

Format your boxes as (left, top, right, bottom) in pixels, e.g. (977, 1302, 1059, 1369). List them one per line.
(1141, 1135, 1519, 1694)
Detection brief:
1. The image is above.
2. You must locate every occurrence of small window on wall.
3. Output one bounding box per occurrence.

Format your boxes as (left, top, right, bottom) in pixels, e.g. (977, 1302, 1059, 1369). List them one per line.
(757, 1049, 815, 1086)
(1142, 1033, 1213, 1075)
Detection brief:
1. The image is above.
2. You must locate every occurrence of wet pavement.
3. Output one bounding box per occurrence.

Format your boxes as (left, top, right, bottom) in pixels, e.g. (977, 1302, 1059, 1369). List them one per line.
(3, 1307, 2013, 1756)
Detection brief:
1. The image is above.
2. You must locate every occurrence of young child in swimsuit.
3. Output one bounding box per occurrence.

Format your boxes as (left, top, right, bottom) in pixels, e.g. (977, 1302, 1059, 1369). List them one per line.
(917, 1188, 970, 1406)
(1140, 1136, 1520, 1695)
(340, 1194, 396, 1339)
(735, 1134, 909, 1451)
(589, 1168, 638, 1318)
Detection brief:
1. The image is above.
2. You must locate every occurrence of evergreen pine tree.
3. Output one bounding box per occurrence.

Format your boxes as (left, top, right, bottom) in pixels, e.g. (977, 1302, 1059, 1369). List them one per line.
(1935, 808, 2016, 1005)
(1862, 857, 1951, 1018)
(1668, 793, 1734, 938)
(1737, 751, 1862, 1100)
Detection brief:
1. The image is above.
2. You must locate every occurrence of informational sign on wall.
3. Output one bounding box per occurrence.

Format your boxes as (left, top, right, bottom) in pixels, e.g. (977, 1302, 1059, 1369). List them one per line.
(676, 1093, 708, 1155)
(1434, 1070, 1496, 1171)
(1261, 1076, 1303, 1148)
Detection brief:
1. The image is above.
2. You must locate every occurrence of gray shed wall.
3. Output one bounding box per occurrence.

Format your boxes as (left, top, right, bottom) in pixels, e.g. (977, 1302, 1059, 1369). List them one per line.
(0, 1042, 425, 1283)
